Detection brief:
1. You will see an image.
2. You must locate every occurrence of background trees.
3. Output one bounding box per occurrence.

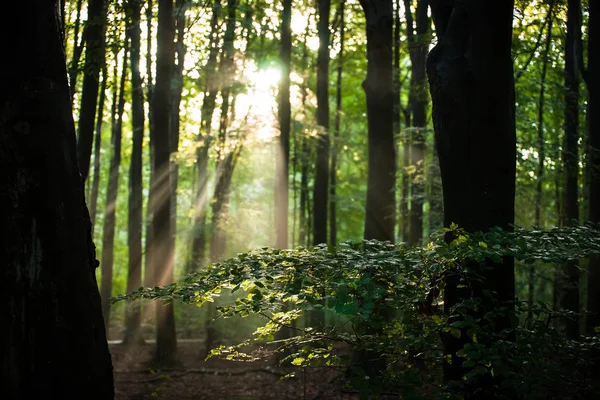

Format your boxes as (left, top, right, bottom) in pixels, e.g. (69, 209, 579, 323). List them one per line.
(56, 0, 600, 394)
(0, 1, 113, 397)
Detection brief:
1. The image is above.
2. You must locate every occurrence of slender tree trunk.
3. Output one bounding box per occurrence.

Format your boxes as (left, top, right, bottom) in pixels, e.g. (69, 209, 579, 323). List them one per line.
(313, 0, 330, 246)
(189, 0, 220, 272)
(100, 39, 129, 330)
(276, 0, 292, 249)
(170, 0, 187, 274)
(394, 0, 403, 240)
(404, 0, 429, 247)
(585, 0, 600, 335)
(68, 0, 84, 101)
(76, 0, 107, 182)
(329, 0, 345, 247)
(298, 21, 311, 248)
(427, 1, 516, 392)
(0, 2, 114, 396)
(144, 0, 155, 289)
(530, 1, 554, 327)
(89, 66, 108, 228)
(124, 0, 146, 346)
(557, 0, 581, 339)
(151, 0, 177, 366)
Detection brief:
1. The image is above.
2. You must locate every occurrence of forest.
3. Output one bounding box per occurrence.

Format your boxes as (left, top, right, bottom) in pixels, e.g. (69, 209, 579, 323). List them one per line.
(1, 0, 600, 398)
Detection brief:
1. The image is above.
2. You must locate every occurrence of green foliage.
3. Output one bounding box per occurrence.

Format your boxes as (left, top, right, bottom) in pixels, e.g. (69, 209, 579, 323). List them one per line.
(114, 223, 600, 398)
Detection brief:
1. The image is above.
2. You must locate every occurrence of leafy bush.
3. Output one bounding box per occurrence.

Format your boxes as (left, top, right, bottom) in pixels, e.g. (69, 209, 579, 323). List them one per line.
(114, 223, 600, 399)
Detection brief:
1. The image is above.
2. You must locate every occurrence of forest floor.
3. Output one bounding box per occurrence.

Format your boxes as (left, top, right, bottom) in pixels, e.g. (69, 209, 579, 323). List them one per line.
(111, 340, 375, 400)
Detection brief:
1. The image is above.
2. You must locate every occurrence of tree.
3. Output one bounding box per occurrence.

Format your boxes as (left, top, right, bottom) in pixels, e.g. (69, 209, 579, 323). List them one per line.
(427, 0, 517, 390)
(100, 36, 130, 327)
(76, 0, 108, 182)
(584, 0, 600, 334)
(124, 0, 146, 346)
(0, 1, 114, 397)
(276, 0, 292, 250)
(361, 0, 395, 242)
(313, 0, 331, 246)
(150, 0, 177, 366)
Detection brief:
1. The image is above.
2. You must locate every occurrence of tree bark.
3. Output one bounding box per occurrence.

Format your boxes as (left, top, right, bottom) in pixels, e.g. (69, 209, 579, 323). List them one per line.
(312, 0, 331, 246)
(276, 0, 292, 250)
(124, 0, 146, 346)
(557, 0, 582, 339)
(100, 38, 130, 329)
(89, 65, 108, 228)
(362, 0, 395, 242)
(76, 0, 108, 182)
(189, 0, 220, 272)
(585, 0, 600, 335)
(0, 2, 114, 397)
(151, 0, 177, 367)
(427, 0, 516, 391)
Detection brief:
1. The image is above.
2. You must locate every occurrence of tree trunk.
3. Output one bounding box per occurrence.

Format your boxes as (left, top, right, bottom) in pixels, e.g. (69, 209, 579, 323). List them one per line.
(557, 0, 582, 339)
(362, 0, 395, 242)
(0, 2, 114, 397)
(68, 0, 84, 102)
(427, 0, 516, 392)
(151, 0, 177, 367)
(404, 0, 429, 247)
(276, 0, 292, 250)
(530, 0, 554, 327)
(100, 38, 130, 330)
(89, 65, 108, 228)
(76, 0, 107, 182)
(329, 0, 345, 247)
(312, 0, 330, 246)
(124, 0, 146, 346)
(586, 0, 600, 335)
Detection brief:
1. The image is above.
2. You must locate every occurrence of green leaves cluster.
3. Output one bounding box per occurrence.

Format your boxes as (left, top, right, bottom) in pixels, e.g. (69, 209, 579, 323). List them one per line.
(113, 223, 600, 398)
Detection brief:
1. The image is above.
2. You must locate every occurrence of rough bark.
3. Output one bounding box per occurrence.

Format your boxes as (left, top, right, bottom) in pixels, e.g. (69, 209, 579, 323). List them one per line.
(312, 0, 331, 246)
(276, 0, 292, 250)
(124, 0, 146, 346)
(100, 38, 129, 329)
(151, 0, 177, 366)
(76, 0, 107, 182)
(427, 0, 516, 391)
(0, 2, 114, 397)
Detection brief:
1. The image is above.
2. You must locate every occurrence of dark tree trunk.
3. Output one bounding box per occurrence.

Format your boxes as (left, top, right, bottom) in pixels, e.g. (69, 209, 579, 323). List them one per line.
(557, 0, 581, 339)
(404, 0, 429, 247)
(189, 0, 220, 272)
(329, 0, 345, 247)
(124, 0, 146, 346)
(276, 0, 292, 249)
(427, 0, 516, 392)
(100, 39, 130, 329)
(312, 0, 330, 246)
(169, 0, 187, 274)
(144, 0, 155, 288)
(151, 0, 177, 367)
(0, 2, 114, 397)
(298, 21, 311, 249)
(68, 0, 84, 102)
(89, 66, 107, 228)
(530, 0, 554, 327)
(362, 0, 395, 242)
(586, 0, 600, 334)
(76, 0, 107, 182)
(393, 0, 403, 240)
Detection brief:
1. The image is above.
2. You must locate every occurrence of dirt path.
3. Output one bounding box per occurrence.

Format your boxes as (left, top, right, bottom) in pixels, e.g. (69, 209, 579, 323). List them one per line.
(111, 341, 364, 400)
